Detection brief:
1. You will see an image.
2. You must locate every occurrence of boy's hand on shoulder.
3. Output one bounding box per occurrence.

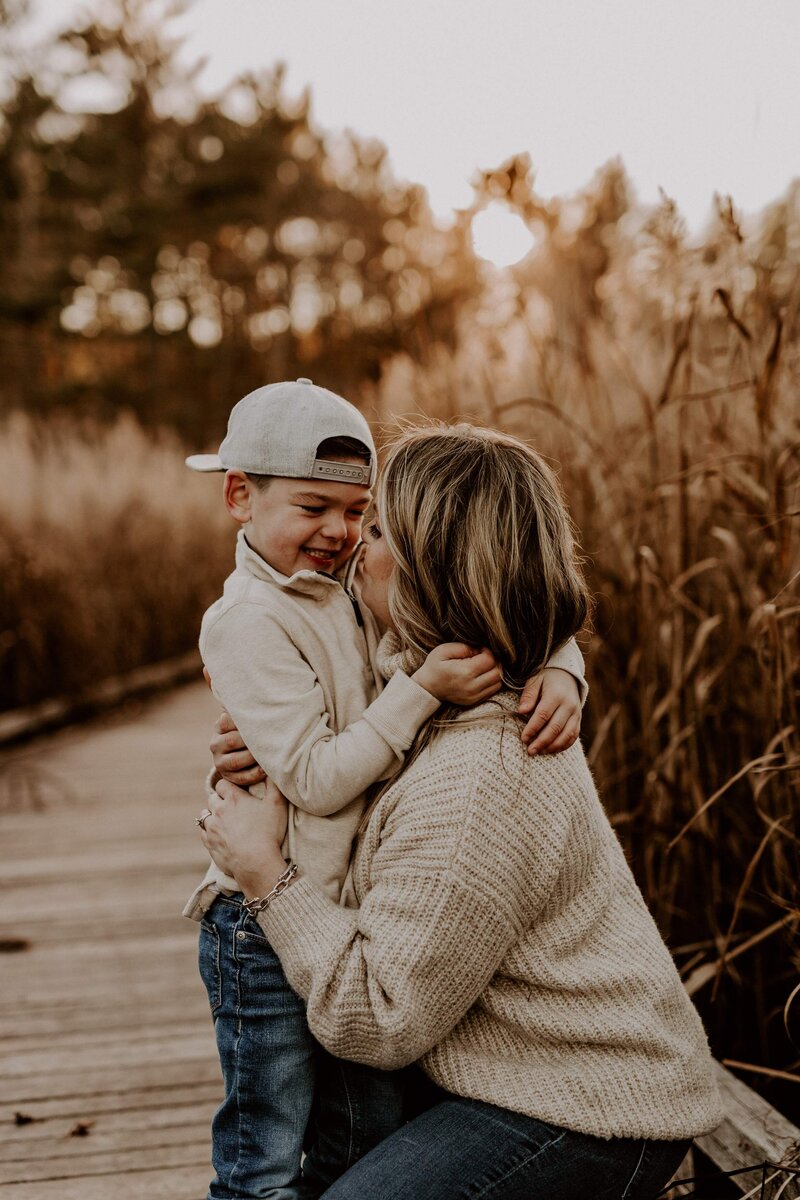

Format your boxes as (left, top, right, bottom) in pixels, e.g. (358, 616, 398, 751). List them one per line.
(413, 644, 502, 706)
(518, 667, 581, 756)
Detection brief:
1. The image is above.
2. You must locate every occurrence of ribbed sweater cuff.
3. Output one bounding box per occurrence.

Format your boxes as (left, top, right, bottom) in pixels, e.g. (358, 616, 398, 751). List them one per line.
(256, 876, 356, 998)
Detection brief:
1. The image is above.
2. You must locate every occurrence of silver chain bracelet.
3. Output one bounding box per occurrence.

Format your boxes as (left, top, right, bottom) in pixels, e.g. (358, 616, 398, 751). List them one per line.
(243, 862, 298, 916)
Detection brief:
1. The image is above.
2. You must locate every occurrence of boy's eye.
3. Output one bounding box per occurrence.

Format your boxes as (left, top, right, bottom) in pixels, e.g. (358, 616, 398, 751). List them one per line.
(299, 505, 325, 515)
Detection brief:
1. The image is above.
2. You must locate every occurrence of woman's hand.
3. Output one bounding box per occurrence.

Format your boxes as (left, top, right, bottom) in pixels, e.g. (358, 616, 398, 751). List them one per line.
(210, 711, 267, 786)
(200, 777, 289, 898)
(518, 667, 581, 755)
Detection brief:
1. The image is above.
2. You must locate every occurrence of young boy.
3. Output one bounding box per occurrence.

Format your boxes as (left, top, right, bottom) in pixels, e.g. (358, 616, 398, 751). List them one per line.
(183, 378, 586, 1200)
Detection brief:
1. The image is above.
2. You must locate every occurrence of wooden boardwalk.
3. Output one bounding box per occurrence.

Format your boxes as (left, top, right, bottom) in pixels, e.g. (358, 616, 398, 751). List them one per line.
(0, 682, 222, 1198)
(2, 683, 798, 1198)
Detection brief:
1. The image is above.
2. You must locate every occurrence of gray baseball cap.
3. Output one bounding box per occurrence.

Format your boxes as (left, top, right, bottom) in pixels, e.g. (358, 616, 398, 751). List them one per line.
(185, 378, 376, 486)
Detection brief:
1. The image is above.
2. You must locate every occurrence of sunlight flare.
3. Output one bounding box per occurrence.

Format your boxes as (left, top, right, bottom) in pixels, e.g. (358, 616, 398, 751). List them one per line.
(470, 204, 537, 268)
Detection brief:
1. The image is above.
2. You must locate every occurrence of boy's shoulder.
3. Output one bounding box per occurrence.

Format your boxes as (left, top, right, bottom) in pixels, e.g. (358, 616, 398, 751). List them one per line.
(199, 557, 357, 661)
(201, 568, 294, 637)
(199, 586, 302, 687)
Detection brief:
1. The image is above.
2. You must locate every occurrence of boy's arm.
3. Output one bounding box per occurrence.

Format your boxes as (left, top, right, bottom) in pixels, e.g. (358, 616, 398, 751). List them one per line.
(518, 637, 588, 756)
(202, 604, 440, 817)
(543, 637, 588, 706)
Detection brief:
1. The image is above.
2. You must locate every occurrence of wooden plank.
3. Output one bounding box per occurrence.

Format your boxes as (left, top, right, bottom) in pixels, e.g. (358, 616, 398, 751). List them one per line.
(0, 845, 206, 882)
(0, 1002, 210, 1044)
(0, 651, 203, 748)
(2, 1118, 210, 1163)
(694, 1062, 800, 1198)
(0, 933, 201, 981)
(0, 970, 203, 1004)
(0, 973, 204, 1011)
(0, 1163, 208, 1199)
(0, 1021, 211, 1060)
(1, 1140, 208, 1183)
(0, 1059, 221, 1104)
(2, 904, 199, 936)
(0, 1031, 215, 1080)
(0, 909, 197, 937)
(666, 1146, 694, 1196)
(0, 989, 207, 1020)
(0, 1090, 220, 1141)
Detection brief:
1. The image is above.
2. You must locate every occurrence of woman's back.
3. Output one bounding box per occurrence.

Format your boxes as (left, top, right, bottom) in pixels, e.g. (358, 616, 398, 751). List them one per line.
(350, 686, 723, 1141)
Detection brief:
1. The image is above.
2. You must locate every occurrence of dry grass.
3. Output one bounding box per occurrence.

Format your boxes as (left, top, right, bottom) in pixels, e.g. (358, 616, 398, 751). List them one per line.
(368, 195, 800, 1101)
(0, 411, 234, 712)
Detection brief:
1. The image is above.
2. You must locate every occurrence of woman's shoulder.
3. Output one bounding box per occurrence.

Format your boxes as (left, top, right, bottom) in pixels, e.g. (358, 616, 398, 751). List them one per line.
(441, 691, 590, 775)
(392, 690, 598, 825)
(375, 692, 608, 920)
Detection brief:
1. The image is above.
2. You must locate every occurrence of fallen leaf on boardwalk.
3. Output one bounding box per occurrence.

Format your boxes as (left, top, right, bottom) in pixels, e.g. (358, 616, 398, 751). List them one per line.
(0, 938, 30, 953)
(68, 1121, 95, 1137)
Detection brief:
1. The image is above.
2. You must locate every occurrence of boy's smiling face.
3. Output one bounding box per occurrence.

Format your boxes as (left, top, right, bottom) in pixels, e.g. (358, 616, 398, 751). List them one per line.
(224, 469, 370, 577)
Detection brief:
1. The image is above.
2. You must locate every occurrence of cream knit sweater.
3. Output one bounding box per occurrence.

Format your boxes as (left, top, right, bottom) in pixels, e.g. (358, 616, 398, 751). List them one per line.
(260, 639, 723, 1142)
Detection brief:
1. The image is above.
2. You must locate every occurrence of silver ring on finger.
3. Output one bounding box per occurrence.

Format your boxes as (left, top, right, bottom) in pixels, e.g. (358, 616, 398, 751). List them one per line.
(195, 808, 213, 830)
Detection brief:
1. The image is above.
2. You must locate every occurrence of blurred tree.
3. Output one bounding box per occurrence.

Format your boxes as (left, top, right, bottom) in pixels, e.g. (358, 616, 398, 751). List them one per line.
(0, 0, 29, 28)
(0, 0, 479, 438)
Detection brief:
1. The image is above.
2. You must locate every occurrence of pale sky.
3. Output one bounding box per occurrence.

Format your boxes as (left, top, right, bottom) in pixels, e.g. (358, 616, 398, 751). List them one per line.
(26, 0, 800, 231)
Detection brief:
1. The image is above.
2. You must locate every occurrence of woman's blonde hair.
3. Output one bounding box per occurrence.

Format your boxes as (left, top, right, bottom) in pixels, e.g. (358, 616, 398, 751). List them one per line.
(378, 422, 589, 688)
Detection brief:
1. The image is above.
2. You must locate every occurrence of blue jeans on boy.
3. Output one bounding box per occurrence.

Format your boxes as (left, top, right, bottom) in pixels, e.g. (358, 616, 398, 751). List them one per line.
(199, 893, 405, 1200)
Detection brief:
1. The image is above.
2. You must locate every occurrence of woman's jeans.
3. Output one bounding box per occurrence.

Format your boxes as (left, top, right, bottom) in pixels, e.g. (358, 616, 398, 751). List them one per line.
(318, 1074, 693, 1200)
(199, 894, 405, 1199)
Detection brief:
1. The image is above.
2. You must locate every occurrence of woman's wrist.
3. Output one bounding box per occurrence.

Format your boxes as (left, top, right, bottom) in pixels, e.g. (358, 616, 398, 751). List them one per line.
(237, 849, 290, 902)
(242, 861, 298, 916)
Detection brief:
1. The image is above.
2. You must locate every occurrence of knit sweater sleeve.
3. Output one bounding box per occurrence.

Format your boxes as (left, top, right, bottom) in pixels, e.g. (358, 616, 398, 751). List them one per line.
(260, 733, 568, 1070)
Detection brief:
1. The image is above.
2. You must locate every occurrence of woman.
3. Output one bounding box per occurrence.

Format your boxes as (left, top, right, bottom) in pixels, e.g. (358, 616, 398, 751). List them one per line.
(201, 423, 723, 1199)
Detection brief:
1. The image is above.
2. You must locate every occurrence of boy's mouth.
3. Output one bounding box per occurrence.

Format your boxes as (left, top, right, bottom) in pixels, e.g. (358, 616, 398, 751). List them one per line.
(302, 546, 338, 566)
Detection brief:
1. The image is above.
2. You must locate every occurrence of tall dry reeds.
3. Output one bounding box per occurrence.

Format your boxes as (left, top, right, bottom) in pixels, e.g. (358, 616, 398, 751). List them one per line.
(0, 412, 234, 712)
(370, 194, 800, 1105)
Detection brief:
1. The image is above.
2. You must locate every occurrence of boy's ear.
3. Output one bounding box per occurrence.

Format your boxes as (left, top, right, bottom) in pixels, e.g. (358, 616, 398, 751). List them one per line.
(223, 471, 253, 524)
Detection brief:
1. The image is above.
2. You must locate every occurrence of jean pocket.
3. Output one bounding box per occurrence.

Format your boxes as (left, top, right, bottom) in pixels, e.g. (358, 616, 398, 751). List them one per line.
(236, 934, 306, 1017)
(238, 914, 273, 947)
(198, 919, 222, 1014)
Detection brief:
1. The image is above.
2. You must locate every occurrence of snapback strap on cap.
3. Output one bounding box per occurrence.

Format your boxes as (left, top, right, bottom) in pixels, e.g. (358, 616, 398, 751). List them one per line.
(311, 459, 372, 485)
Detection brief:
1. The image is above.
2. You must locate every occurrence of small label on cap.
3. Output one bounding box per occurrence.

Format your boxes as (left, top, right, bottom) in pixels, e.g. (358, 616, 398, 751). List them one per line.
(296, 377, 313, 385)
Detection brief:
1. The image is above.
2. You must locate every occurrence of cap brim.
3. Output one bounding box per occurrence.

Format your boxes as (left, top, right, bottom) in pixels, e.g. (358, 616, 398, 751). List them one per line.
(185, 454, 225, 472)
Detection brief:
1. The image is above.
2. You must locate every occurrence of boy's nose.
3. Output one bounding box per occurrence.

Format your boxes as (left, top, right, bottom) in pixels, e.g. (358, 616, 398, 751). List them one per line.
(321, 514, 348, 541)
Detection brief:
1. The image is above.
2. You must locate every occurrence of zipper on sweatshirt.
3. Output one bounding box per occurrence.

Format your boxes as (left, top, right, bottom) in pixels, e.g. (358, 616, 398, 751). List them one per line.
(320, 571, 364, 628)
(346, 588, 364, 627)
(342, 541, 365, 628)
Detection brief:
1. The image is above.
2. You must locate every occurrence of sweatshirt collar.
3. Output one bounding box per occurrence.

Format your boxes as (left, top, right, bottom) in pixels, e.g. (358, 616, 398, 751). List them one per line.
(235, 529, 362, 597)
